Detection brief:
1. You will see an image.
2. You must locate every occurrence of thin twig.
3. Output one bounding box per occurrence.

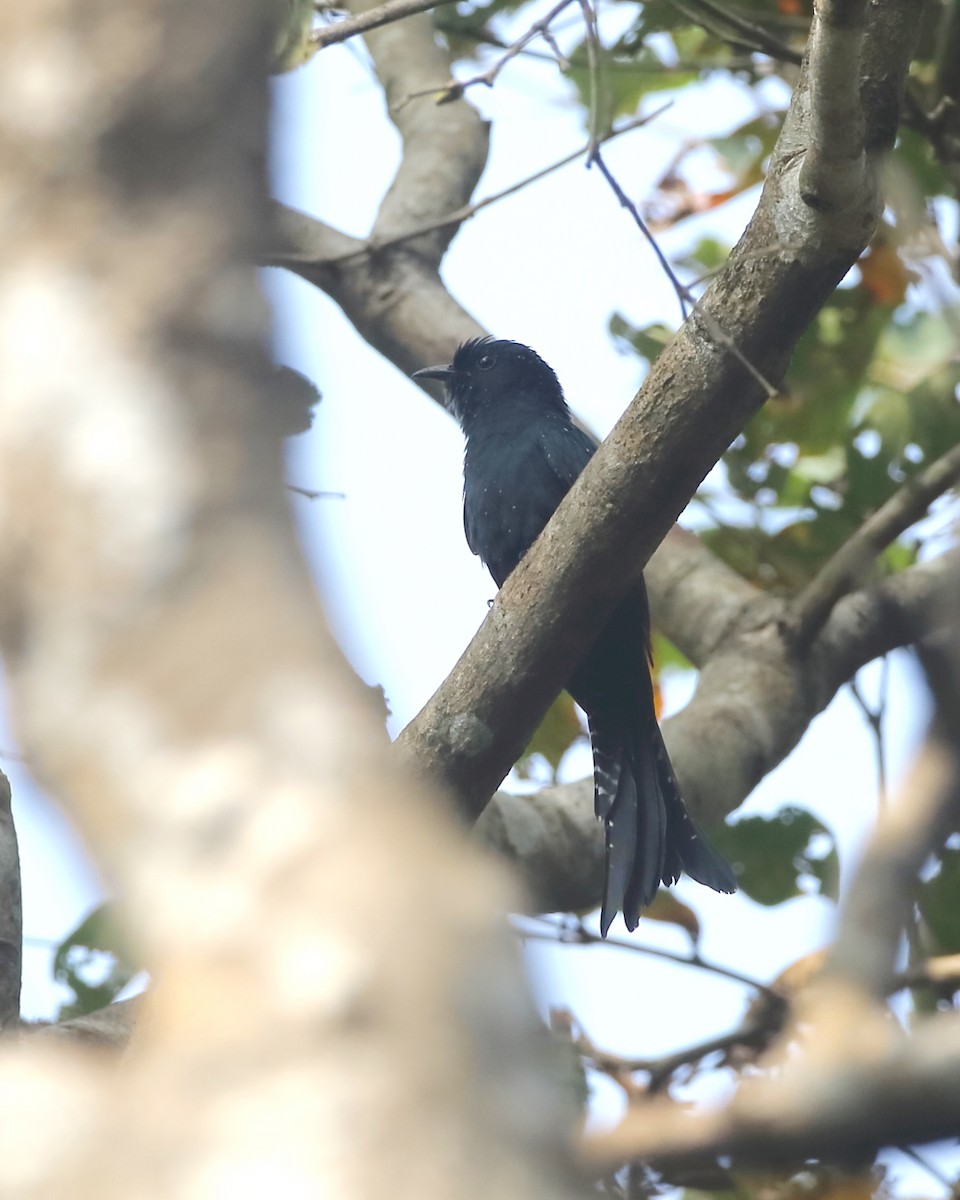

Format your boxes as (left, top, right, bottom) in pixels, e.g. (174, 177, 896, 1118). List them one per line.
(431, 19, 760, 72)
(587, 1006, 960, 1170)
(576, 1018, 776, 1092)
(519, 916, 784, 1001)
(539, 26, 570, 71)
(849, 658, 889, 809)
(644, 1018, 775, 1091)
(791, 441, 960, 645)
(313, 0, 459, 49)
(693, 304, 782, 398)
(587, 148, 690, 322)
(286, 484, 346, 501)
(573, 0, 691, 321)
(897, 1147, 956, 1192)
(576, 0, 601, 149)
(574, 1018, 773, 1098)
(401, 0, 576, 105)
(271, 106, 672, 269)
(893, 952, 960, 993)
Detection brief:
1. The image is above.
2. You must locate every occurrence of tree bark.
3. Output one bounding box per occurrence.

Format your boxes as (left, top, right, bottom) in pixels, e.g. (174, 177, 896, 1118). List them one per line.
(0, 2, 574, 1196)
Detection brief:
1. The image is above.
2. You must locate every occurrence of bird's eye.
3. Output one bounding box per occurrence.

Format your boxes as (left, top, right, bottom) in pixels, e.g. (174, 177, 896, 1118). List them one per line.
(477, 354, 495, 371)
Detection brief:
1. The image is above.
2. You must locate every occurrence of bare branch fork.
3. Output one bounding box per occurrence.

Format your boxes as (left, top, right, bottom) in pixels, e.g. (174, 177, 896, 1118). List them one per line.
(266, 106, 674, 271)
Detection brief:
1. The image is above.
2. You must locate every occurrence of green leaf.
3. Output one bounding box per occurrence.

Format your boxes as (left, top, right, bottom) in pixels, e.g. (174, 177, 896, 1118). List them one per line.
(609, 314, 674, 366)
(643, 890, 701, 944)
(871, 309, 958, 393)
(779, 288, 890, 448)
(790, 447, 847, 485)
(675, 236, 731, 274)
(880, 538, 918, 575)
(891, 127, 953, 201)
(652, 630, 693, 674)
(515, 692, 584, 782)
(567, 44, 699, 130)
(270, 0, 318, 73)
(434, 0, 533, 55)
(709, 806, 840, 906)
(919, 847, 960, 955)
(857, 388, 912, 459)
(708, 113, 782, 183)
(53, 903, 139, 1020)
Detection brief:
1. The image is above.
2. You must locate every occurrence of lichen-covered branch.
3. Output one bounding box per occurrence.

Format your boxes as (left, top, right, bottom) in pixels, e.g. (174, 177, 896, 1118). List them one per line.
(0, 1, 572, 1194)
(0, 772, 21, 1032)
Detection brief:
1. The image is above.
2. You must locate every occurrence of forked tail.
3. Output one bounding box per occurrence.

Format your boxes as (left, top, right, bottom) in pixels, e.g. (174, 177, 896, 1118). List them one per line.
(589, 709, 736, 936)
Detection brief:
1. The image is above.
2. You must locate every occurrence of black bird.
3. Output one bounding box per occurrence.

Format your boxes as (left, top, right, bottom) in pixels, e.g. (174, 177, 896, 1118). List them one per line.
(414, 337, 736, 935)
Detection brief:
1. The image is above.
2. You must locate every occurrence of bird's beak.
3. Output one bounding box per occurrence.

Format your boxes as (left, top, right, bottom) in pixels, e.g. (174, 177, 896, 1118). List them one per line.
(412, 364, 455, 384)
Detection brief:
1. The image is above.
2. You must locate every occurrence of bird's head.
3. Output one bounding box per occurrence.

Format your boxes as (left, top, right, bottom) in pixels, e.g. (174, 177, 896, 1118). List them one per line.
(413, 338, 567, 431)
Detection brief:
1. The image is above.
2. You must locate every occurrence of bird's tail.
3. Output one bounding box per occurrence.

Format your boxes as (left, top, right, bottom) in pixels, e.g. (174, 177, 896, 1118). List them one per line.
(590, 707, 736, 937)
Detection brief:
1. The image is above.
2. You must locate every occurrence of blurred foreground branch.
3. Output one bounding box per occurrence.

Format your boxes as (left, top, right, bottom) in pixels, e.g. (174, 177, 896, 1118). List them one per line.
(0, 2, 573, 1195)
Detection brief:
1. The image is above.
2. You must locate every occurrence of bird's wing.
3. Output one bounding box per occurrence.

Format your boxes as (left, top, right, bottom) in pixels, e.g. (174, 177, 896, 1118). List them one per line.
(463, 503, 480, 559)
(463, 418, 597, 587)
(538, 420, 597, 488)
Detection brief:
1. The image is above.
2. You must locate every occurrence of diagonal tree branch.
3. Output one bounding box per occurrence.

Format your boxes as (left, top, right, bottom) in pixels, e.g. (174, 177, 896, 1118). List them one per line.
(266, 205, 363, 266)
(644, 526, 763, 663)
(394, 0, 918, 822)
